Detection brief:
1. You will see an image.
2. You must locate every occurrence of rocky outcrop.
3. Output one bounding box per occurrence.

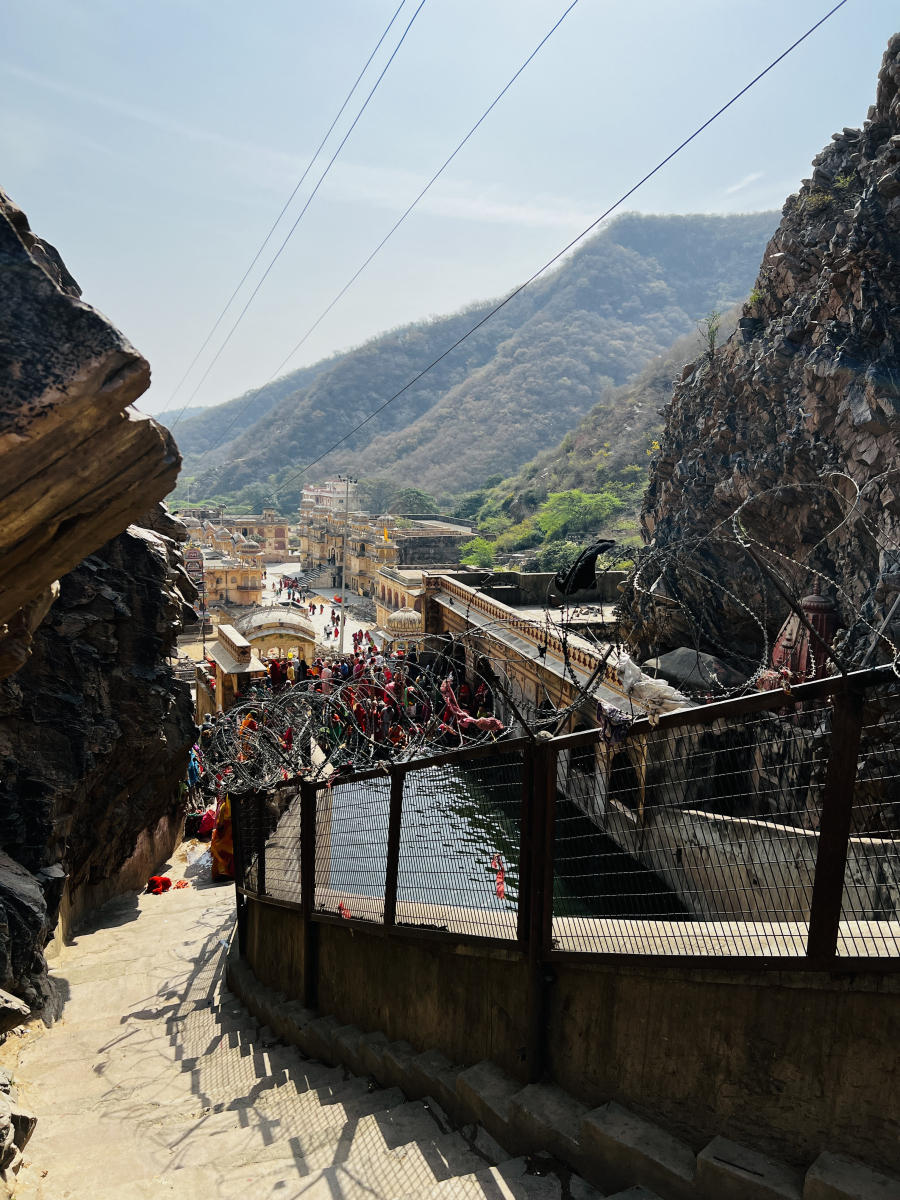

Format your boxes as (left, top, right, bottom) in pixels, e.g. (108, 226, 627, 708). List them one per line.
(0, 510, 197, 1009)
(0, 185, 199, 1014)
(622, 33, 900, 672)
(0, 188, 180, 679)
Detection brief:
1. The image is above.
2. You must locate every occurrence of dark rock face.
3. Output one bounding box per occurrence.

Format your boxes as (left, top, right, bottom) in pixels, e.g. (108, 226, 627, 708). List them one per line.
(0, 187, 180, 679)
(0, 515, 197, 1009)
(622, 33, 900, 672)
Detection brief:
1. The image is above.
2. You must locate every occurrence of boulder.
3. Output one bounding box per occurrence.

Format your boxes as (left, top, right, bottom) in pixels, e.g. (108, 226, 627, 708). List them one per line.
(641, 647, 747, 691)
(0, 188, 180, 681)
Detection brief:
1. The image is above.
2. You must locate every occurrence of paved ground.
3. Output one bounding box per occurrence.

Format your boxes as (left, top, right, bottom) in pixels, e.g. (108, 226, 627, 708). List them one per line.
(177, 564, 376, 664)
(8, 849, 558, 1200)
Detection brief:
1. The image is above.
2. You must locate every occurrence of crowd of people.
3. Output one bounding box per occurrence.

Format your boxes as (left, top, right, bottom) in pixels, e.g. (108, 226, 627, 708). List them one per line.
(215, 638, 501, 767)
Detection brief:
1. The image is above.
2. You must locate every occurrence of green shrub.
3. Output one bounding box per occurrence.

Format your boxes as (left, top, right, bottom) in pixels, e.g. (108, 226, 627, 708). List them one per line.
(534, 541, 585, 572)
(535, 488, 624, 541)
(459, 537, 495, 568)
(495, 520, 543, 552)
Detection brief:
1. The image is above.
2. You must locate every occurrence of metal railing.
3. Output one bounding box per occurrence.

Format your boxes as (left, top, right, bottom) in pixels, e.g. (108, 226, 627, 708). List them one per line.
(233, 665, 900, 971)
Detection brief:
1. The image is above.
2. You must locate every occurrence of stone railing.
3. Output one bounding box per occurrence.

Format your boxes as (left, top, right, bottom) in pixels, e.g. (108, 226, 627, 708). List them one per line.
(426, 574, 615, 687)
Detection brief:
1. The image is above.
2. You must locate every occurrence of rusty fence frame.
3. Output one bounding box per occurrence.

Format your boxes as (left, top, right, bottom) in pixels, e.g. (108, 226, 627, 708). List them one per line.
(232, 664, 900, 1078)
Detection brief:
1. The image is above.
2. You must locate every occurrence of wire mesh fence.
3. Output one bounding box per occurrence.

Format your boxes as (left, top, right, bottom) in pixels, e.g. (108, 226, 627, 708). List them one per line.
(394, 751, 523, 939)
(314, 776, 390, 923)
(553, 702, 831, 955)
(233, 668, 900, 963)
(838, 677, 900, 956)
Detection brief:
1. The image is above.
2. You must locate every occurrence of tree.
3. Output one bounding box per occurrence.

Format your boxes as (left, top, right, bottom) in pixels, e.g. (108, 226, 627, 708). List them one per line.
(698, 309, 722, 355)
(459, 537, 494, 568)
(535, 489, 623, 541)
(452, 490, 488, 520)
(357, 477, 398, 514)
(535, 541, 585, 573)
(390, 487, 439, 515)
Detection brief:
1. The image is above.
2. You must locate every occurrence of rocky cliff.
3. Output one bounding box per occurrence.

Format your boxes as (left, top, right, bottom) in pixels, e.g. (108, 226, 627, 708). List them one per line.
(0, 511, 197, 1011)
(622, 33, 900, 674)
(0, 189, 180, 679)
(0, 190, 197, 1015)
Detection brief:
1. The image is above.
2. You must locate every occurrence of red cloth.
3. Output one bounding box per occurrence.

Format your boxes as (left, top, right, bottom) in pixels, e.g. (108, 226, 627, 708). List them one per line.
(491, 854, 506, 901)
(147, 875, 171, 895)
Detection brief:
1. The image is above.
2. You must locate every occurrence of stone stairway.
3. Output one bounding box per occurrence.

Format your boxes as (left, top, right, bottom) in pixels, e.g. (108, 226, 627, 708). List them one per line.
(9, 854, 896, 1200)
(7, 868, 605, 1200)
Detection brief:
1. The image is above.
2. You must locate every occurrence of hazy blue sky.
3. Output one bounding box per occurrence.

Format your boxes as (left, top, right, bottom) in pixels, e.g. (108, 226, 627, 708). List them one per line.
(2, 1, 896, 415)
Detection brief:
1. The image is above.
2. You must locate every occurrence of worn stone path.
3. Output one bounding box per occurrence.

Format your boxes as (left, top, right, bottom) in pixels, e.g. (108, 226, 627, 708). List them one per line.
(8, 849, 577, 1200)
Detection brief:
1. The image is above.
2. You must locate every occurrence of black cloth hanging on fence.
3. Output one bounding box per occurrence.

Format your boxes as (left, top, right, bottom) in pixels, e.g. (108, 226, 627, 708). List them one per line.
(553, 540, 615, 595)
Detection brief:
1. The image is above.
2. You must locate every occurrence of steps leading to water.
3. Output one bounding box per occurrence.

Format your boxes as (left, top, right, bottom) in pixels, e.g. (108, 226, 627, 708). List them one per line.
(228, 949, 900, 1200)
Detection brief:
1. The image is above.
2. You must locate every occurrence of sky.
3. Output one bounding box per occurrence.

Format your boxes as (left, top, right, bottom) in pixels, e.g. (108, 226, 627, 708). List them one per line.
(2, 0, 897, 418)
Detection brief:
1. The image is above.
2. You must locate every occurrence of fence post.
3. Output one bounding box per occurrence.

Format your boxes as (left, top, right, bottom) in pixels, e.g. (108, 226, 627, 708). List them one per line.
(255, 792, 267, 896)
(384, 768, 404, 929)
(517, 744, 535, 946)
(300, 780, 318, 1008)
(806, 685, 865, 960)
(231, 792, 248, 956)
(525, 738, 556, 1083)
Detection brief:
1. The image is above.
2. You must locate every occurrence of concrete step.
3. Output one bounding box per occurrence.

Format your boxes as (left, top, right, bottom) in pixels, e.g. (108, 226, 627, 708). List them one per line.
(405, 1155, 572, 1200)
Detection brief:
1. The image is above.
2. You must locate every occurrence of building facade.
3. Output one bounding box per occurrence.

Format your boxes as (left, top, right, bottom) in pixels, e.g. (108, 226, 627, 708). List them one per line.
(233, 606, 316, 664)
(301, 479, 358, 512)
(297, 505, 474, 596)
(177, 507, 292, 562)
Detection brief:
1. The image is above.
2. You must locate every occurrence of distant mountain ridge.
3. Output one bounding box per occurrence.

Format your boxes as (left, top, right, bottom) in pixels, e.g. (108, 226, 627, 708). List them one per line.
(179, 211, 778, 505)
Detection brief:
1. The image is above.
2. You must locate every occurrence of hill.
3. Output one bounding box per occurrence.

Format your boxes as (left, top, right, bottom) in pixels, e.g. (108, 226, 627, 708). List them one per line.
(178, 211, 778, 508)
(449, 307, 742, 571)
(155, 358, 336, 459)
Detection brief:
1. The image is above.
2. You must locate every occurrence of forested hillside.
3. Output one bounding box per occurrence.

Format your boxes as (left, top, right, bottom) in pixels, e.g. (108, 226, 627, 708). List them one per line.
(449, 307, 742, 571)
(177, 211, 777, 508)
(154, 358, 336, 458)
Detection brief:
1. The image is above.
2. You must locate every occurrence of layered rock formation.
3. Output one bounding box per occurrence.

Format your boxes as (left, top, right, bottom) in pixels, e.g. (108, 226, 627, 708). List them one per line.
(622, 33, 900, 673)
(0, 189, 180, 679)
(0, 189, 197, 1014)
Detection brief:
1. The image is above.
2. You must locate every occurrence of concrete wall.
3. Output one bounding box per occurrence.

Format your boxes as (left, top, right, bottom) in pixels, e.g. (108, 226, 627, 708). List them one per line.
(246, 902, 529, 1079)
(245, 895, 900, 1173)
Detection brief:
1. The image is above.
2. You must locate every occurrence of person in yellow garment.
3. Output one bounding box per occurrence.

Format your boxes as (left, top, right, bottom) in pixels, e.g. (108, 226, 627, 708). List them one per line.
(210, 794, 234, 881)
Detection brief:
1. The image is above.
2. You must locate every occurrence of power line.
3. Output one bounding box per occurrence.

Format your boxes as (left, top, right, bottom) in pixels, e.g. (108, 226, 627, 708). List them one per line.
(264, 0, 849, 502)
(157, 1, 410, 422)
(178, 0, 582, 475)
(168, 0, 427, 431)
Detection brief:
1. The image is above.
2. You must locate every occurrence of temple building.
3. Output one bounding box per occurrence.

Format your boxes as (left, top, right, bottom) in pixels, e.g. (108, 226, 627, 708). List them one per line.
(297, 506, 474, 595)
(233, 606, 316, 665)
(195, 623, 266, 720)
(176, 506, 292, 562)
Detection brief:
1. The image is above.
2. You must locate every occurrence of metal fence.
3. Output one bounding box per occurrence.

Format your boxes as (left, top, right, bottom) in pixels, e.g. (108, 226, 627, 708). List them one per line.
(233, 665, 900, 968)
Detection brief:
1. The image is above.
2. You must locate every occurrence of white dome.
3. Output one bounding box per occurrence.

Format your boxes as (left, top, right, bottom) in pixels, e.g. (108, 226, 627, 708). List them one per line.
(387, 607, 422, 633)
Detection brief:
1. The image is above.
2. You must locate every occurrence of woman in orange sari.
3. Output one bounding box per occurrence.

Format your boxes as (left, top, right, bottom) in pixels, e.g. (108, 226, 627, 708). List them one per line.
(210, 794, 234, 881)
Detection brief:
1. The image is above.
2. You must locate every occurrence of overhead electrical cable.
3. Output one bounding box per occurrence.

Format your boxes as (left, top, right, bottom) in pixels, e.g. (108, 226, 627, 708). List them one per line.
(168, 0, 427, 431)
(181, 0, 582, 474)
(263, 0, 849, 502)
(157, 0, 410, 421)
